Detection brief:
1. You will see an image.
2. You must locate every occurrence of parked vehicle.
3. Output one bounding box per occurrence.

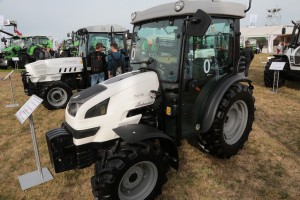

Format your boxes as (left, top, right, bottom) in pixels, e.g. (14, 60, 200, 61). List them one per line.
(264, 20, 300, 87)
(0, 35, 54, 68)
(21, 25, 130, 110)
(46, 0, 255, 199)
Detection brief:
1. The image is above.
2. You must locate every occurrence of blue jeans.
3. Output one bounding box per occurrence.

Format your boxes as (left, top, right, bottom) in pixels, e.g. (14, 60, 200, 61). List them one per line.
(90, 72, 105, 86)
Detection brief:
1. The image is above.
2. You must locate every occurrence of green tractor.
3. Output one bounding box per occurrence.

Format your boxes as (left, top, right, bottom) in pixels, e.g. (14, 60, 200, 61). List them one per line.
(18, 36, 53, 66)
(0, 35, 53, 68)
(60, 31, 80, 57)
(0, 35, 23, 69)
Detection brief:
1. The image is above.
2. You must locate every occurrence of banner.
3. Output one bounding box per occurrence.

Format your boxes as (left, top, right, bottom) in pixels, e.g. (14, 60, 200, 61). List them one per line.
(249, 14, 258, 27)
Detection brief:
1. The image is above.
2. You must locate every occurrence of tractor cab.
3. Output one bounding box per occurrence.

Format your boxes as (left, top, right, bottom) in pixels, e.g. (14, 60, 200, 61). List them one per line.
(77, 25, 129, 70)
(130, 0, 251, 142)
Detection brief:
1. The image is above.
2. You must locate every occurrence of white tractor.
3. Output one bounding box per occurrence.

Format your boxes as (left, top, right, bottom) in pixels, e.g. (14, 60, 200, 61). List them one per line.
(21, 25, 130, 110)
(46, 0, 255, 199)
(264, 20, 300, 87)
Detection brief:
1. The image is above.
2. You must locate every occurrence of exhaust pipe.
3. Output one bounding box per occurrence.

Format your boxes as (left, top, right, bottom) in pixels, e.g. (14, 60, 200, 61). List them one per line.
(244, 0, 252, 13)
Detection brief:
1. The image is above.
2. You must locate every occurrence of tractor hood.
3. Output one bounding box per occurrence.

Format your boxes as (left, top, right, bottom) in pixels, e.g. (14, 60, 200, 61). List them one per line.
(65, 70, 160, 142)
(25, 57, 83, 83)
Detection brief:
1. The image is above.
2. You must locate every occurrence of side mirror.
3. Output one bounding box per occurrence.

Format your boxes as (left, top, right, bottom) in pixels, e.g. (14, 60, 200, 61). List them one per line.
(67, 33, 70, 37)
(186, 9, 212, 37)
(1, 37, 6, 42)
(127, 33, 132, 39)
(282, 27, 286, 35)
(1, 37, 7, 45)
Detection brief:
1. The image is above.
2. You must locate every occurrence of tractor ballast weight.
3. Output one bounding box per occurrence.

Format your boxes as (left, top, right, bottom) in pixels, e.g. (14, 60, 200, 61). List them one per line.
(46, 0, 255, 199)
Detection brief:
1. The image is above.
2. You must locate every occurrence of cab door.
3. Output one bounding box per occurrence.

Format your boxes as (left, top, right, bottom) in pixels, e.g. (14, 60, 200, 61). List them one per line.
(180, 18, 234, 138)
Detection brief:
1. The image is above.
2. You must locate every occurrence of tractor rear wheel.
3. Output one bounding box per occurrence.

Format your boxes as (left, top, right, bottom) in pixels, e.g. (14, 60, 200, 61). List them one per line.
(91, 141, 168, 200)
(264, 59, 286, 87)
(19, 54, 30, 68)
(40, 81, 72, 110)
(33, 48, 44, 61)
(197, 83, 255, 158)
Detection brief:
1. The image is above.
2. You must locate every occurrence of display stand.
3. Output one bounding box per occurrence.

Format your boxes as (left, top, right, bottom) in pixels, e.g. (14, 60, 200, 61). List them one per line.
(12, 57, 19, 70)
(269, 62, 286, 93)
(1, 70, 19, 108)
(15, 95, 53, 190)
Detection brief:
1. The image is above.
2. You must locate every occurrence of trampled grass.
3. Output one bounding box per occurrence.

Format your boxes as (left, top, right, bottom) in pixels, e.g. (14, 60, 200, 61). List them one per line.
(0, 54, 299, 200)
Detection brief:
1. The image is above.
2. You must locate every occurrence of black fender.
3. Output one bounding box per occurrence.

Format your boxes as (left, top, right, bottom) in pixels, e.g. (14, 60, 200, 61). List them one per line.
(19, 52, 34, 62)
(113, 124, 179, 170)
(198, 73, 252, 133)
(272, 54, 290, 70)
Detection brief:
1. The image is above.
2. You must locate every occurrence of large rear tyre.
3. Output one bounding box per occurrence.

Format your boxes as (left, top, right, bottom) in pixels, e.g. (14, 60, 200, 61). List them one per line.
(197, 83, 255, 158)
(264, 59, 286, 87)
(19, 54, 30, 68)
(33, 48, 44, 61)
(91, 141, 168, 200)
(40, 81, 72, 110)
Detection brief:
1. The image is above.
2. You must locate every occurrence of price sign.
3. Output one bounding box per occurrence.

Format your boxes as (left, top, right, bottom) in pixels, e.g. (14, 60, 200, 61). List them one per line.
(269, 62, 285, 71)
(15, 95, 43, 124)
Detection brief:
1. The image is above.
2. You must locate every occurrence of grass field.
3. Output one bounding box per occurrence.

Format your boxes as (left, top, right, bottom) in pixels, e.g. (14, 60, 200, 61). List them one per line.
(0, 54, 299, 200)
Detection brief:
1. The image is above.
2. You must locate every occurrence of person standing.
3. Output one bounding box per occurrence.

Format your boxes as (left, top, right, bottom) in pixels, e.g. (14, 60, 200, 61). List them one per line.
(259, 42, 263, 53)
(242, 40, 254, 77)
(277, 42, 284, 54)
(107, 42, 125, 79)
(90, 43, 106, 86)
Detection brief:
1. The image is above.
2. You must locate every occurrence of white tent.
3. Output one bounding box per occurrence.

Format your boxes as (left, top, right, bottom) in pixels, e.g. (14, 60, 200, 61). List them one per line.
(241, 25, 294, 53)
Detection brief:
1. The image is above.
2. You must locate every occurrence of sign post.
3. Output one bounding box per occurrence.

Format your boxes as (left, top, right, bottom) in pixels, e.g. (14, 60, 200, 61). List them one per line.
(15, 95, 53, 190)
(269, 62, 285, 93)
(12, 57, 19, 70)
(1, 70, 19, 108)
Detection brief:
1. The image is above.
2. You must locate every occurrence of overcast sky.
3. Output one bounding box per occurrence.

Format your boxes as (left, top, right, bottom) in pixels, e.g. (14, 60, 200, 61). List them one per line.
(0, 0, 299, 42)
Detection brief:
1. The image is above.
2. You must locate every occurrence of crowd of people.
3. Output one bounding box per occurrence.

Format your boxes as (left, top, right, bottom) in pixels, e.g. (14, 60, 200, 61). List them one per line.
(90, 42, 125, 86)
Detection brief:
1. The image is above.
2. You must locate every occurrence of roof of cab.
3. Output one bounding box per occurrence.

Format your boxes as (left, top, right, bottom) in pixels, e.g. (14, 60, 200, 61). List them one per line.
(132, 0, 247, 24)
(79, 25, 127, 33)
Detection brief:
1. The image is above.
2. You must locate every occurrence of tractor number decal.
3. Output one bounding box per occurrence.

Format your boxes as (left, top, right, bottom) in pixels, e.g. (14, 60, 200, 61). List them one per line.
(131, 48, 136, 60)
(204, 59, 211, 73)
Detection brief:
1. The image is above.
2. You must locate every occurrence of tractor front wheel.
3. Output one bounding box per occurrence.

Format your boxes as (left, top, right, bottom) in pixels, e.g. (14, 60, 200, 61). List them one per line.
(40, 81, 72, 110)
(198, 83, 255, 158)
(91, 141, 168, 200)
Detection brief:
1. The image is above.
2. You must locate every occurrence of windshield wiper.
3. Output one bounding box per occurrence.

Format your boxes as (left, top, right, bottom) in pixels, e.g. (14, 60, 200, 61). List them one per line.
(130, 57, 155, 65)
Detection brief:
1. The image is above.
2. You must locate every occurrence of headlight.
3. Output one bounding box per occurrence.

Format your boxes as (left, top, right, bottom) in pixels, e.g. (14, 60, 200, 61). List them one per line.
(68, 102, 83, 117)
(85, 98, 110, 119)
(174, 1, 184, 12)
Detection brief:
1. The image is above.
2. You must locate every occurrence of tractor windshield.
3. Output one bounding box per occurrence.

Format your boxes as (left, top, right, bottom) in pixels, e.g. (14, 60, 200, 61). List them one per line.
(130, 19, 183, 82)
(9, 38, 25, 48)
(79, 32, 125, 57)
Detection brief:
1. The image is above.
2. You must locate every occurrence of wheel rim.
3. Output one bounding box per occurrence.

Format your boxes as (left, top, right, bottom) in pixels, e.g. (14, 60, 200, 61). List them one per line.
(118, 161, 158, 200)
(47, 87, 68, 107)
(223, 100, 248, 145)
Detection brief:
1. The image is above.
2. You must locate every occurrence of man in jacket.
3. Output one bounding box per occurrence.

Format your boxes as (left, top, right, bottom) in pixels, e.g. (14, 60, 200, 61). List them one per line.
(107, 42, 125, 78)
(242, 40, 254, 77)
(90, 43, 106, 86)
